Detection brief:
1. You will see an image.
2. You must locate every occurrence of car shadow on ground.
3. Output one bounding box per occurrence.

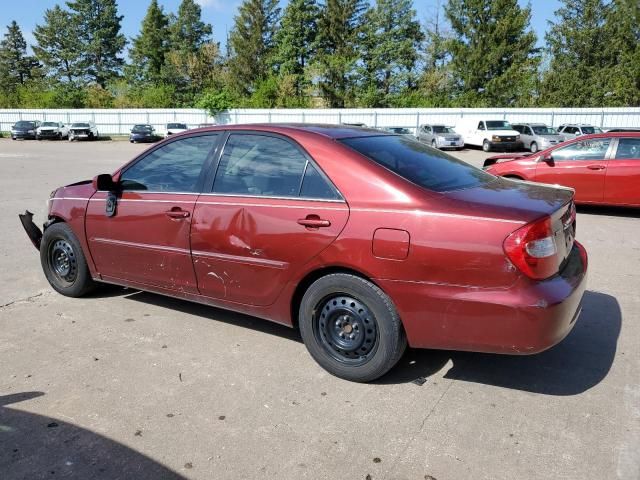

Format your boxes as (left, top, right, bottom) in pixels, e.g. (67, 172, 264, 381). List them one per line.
(379, 290, 621, 395)
(111, 288, 619, 395)
(577, 205, 640, 218)
(0, 391, 186, 480)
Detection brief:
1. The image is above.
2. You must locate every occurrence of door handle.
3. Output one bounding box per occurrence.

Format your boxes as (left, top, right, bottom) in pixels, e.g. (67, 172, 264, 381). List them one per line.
(165, 208, 190, 219)
(587, 164, 605, 170)
(298, 215, 331, 228)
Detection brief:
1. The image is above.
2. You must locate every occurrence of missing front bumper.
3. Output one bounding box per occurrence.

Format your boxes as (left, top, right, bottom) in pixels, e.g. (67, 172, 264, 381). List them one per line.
(18, 210, 43, 250)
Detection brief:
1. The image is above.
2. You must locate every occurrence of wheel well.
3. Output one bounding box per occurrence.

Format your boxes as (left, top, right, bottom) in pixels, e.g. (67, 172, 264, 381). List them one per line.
(503, 174, 524, 180)
(290, 266, 375, 329)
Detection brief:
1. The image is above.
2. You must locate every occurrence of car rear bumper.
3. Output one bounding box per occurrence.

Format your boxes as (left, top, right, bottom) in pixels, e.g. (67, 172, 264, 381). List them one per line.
(377, 241, 588, 354)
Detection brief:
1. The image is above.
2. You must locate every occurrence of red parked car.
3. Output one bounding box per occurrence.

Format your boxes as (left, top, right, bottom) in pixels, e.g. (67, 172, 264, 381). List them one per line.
(20, 124, 588, 382)
(484, 132, 640, 207)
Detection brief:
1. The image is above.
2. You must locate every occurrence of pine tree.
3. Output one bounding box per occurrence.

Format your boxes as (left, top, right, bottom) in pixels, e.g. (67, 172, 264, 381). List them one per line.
(33, 6, 83, 84)
(227, 0, 281, 96)
(359, 0, 424, 106)
(272, 0, 318, 101)
(445, 0, 539, 107)
(540, 0, 609, 107)
(0, 21, 38, 90)
(128, 0, 170, 84)
(66, 0, 126, 87)
(314, 0, 367, 107)
(169, 0, 212, 54)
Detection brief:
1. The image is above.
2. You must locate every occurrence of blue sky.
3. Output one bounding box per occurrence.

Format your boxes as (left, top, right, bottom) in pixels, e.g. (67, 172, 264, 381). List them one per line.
(2, 0, 561, 53)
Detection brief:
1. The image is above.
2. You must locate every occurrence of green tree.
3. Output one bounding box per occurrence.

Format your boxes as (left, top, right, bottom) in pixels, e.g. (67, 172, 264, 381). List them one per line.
(169, 0, 212, 54)
(272, 0, 319, 101)
(33, 6, 83, 84)
(227, 0, 281, 96)
(445, 0, 539, 107)
(359, 0, 424, 106)
(314, 0, 367, 107)
(127, 0, 170, 84)
(66, 0, 127, 87)
(0, 21, 39, 94)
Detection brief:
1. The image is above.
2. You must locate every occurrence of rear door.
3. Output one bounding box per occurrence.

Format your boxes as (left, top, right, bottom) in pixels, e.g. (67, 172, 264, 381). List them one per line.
(86, 134, 221, 291)
(604, 137, 640, 206)
(190, 132, 349, 306)
(534, 138, 613, 203)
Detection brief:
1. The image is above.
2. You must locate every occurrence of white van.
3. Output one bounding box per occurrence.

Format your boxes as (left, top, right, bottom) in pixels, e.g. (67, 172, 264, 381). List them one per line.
(454, 118, 523, 152)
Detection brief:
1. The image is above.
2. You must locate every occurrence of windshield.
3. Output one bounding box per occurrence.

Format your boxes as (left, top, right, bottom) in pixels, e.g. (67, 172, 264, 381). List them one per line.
(486, 121, 512, 130)
(132, 125, 153, 132)
(15, 121, 35, 128)
(532, 126, 558, 135)
(42, 122, 58, 127)
(72, 123, 89, 128)
(582, 126, 602, 134)
(340, 135, 495, 193)
(433, 126, 454, 134)
(167, 123, 187, 129)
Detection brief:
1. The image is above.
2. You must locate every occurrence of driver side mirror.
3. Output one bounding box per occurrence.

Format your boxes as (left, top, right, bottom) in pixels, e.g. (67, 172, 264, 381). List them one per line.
(92, 173, 117, 191)
(541, 153, 554, 164)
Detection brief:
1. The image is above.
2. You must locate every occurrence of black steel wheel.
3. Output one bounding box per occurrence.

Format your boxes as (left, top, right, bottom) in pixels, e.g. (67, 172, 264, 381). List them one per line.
(40, 223, 95, 297)
(299, 274, 407, 382)
(314, 295, 378, 366)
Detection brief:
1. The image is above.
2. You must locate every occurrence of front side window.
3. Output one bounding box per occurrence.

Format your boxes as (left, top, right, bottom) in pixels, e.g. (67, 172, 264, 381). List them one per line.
(615, 138, 640, 160)
(213, 134, 307, 197)
(477, 122, 485, 130)
(340, 135, 495, 192)
(120, 135, 218, 192)
(551, 139, 611, 162)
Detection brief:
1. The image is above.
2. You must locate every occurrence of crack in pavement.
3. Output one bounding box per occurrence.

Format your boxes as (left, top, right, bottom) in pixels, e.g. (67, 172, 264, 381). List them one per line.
(0, 292, 45, 309)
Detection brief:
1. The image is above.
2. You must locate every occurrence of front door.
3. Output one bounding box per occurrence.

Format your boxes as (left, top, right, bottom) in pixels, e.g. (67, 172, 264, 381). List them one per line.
(86, 134, 221, 291)
(190, 132, 349, 306)
(534, 137, 613, 203)
(604, 137, 640, 206)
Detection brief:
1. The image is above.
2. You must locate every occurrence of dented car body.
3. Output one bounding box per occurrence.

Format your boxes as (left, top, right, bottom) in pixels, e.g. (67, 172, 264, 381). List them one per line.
(20, 124, 588, 382)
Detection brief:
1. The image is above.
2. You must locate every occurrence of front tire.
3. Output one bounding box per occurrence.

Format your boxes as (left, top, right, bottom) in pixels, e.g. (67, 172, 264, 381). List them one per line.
(40, 223, 95, 297)
(482, 140, 491, 152)
(299, 274, 407, 382)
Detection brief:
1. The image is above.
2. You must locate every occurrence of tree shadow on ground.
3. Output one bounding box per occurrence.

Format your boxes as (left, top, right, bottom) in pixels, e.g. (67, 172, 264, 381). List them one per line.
(0, 391, 186, 480)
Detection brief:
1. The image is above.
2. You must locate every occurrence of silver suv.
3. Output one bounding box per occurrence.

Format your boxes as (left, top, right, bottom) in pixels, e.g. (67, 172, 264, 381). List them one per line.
(512, 123, 565, 153)
(557, 124, 603, 141)
(417, 124, 464, 150)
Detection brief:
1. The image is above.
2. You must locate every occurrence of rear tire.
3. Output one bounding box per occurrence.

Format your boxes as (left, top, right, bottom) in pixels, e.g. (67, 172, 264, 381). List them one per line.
(482, 140, 491, 152)
(40, 223, 96, 297)
(299, 274, 407, 382)
(530, 142, 538, 153)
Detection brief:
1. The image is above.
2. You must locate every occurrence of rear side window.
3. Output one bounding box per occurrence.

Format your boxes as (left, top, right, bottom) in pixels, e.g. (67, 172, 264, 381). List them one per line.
(340, 135, 495, 192)
(212, 134, 339, 199)
(615, 138, 640, 160)
(121, 135, 218, 192)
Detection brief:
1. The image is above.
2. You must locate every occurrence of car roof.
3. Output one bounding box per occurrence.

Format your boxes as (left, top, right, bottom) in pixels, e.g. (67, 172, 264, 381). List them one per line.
(563, 132, 640, 140)
(187, 123, 393, 140)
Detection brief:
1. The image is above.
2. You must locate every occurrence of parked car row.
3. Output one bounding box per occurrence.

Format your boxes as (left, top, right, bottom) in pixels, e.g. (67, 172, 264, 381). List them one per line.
(10, 120, 100, 141)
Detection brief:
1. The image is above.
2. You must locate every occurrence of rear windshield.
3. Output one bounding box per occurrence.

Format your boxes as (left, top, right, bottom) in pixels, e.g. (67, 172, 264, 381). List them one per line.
(167, 123, 187, 129)
(15, 121, 35, 128)
(72, 123, 89, 128)
(433, 126, 454, 134)
(532, 126, 558, 135)
(340, 135, 495, 192)
(486, 121, 512, 130)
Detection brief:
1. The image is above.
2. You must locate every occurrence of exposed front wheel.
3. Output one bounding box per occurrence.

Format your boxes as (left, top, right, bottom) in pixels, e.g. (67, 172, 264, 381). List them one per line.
(299, 274, 407, 382)
(482, 140, 491, 152)
(530, 142, 538, 153)
(40, 223, 96, 297)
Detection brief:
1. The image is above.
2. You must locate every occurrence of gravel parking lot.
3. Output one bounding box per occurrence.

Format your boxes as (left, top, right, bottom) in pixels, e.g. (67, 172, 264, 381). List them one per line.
(1, 138, 639, 480)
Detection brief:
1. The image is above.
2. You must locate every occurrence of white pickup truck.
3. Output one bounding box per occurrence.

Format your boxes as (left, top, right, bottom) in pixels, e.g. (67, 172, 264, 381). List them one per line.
(455, 118, 523, 152)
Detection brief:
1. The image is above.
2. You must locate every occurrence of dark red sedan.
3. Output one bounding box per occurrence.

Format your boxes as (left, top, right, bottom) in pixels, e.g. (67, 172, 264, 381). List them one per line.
(484, 132, 640, 207)
(20, 124, 588, 382)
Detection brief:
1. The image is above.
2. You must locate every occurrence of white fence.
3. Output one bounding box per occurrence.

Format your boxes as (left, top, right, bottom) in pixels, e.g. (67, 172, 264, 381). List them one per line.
(1, 107, 640, 136)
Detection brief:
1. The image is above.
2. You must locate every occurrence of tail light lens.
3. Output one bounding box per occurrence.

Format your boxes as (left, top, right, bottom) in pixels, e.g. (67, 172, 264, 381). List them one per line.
(504, 216, 559, 280)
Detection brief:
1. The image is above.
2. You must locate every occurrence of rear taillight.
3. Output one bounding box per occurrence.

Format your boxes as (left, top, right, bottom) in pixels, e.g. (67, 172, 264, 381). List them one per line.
(504, 216, 559, 280)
